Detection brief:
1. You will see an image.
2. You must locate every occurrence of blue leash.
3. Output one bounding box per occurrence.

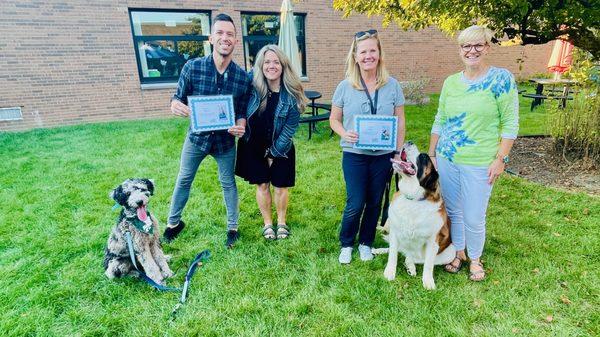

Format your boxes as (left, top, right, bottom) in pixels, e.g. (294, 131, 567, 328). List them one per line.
(180, 250, 211, 303)
(124, 231, 210, 294)
(116, 206, 211, 319)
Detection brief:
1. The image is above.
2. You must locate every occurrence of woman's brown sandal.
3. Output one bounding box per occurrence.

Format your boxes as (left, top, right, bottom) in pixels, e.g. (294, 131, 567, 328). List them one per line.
(276, 224, 290, 239)
(469, 261, 486, 282)
(444, 256, 464, 274)
(262, 225, 276, 241)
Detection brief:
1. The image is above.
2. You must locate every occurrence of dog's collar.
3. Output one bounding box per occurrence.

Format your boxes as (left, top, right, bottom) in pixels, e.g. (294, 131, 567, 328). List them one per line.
(124, 212, 153, 234)
(113, 204, 153, 234)
(403, 194, 426, 201)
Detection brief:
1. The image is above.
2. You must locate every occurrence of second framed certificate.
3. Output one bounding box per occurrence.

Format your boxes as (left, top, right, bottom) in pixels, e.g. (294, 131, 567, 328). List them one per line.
(188, 95, 235, 133)
(353, 115, 398, 151)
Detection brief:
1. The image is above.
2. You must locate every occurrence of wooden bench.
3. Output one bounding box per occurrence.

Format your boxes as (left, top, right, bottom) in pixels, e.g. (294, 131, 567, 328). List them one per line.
(299, 112, 332, 140)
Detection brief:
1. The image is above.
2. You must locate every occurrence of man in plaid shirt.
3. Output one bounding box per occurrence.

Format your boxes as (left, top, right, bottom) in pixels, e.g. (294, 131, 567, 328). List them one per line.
(163, 13, 252, 248)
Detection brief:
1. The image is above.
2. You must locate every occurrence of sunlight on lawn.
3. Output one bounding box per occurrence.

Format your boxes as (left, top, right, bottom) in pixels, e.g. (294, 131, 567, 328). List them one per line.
(0, 96, 597, 337)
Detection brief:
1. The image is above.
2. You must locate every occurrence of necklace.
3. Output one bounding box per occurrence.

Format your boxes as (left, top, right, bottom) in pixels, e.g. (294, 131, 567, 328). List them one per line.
(268, 87, 280, 99)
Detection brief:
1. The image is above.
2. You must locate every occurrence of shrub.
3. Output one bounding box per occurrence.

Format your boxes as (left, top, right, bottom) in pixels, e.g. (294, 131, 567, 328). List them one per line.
(549, 50, 600, 165)
(400, 73, 431, 105)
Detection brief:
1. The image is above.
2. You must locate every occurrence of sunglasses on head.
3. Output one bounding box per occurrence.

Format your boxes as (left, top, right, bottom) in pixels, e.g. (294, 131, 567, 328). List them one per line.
(355, 29, 377, 39)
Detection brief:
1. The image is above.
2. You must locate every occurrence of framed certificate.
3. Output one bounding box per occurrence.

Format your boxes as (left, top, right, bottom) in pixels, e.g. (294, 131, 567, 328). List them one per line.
(353, 115, 398, 151)
(188, 95, 235, 132)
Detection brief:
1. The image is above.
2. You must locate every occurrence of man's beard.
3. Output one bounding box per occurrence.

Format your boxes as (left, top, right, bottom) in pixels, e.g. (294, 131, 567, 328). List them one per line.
(216, 45, 233, 57)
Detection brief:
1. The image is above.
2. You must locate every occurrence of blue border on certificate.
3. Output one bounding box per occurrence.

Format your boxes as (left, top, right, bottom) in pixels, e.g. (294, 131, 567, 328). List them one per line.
(354, 115, 398, 150)
(189, 95, 235, 132)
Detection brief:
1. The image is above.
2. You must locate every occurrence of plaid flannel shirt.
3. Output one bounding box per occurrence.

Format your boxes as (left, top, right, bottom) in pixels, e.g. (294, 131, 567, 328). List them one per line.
(173, 54, 252, 154)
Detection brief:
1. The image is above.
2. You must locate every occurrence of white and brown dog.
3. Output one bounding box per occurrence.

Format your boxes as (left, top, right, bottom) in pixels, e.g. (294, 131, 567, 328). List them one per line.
(378, 142, 455, 290)
(104, 178, 173, 285)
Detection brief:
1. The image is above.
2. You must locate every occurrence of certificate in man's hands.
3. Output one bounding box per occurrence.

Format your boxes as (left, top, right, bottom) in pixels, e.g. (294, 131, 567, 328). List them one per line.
(188, 95, 235, 132)
(353, 115, 397, 151)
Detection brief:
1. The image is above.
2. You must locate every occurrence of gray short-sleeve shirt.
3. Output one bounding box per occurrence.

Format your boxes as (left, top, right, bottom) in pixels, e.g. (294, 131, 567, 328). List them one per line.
(332, 77, 405, 155)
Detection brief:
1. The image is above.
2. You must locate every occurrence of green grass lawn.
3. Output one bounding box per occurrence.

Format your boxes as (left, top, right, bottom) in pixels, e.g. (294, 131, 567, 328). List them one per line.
(516, 84, 552, 136)
(0, 97, 598, 337)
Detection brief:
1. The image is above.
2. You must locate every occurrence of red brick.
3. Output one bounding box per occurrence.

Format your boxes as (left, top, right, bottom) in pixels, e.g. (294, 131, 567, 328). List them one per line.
(0, 1, 552, 131)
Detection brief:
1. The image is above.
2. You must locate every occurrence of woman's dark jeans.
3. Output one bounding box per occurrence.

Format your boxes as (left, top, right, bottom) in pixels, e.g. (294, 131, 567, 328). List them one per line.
(339, 151, 392, 247)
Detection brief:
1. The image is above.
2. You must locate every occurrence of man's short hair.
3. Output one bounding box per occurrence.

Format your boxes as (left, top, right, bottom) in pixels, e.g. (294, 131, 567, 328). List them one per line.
(213, 13, 236, 32)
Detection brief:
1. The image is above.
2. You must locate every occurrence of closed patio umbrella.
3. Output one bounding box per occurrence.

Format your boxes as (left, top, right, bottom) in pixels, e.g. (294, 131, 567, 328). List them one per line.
(278, 0, 302, 76)
(547, 39, 574, 79)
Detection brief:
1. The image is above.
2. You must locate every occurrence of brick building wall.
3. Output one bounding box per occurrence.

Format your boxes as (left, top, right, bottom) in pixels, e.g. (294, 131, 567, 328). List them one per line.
(0, 0, 552, 132)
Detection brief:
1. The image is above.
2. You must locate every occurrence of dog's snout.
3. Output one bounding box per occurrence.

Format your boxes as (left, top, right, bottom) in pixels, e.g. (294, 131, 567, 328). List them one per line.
(406, 140, 414, 146)
(137, 200, 144, 206)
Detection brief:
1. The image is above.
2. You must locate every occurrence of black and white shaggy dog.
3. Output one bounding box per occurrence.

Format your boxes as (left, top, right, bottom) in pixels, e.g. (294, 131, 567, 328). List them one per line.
(103, 178, 173, 285)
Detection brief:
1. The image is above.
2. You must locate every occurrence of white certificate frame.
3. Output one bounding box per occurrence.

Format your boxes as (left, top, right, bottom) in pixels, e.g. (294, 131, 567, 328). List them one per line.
(353, 114, 398, 151)
(188, 95, 235, 132)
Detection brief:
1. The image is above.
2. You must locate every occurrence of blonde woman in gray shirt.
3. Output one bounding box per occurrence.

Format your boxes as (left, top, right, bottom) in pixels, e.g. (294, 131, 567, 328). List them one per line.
(329, 30, 406, 264)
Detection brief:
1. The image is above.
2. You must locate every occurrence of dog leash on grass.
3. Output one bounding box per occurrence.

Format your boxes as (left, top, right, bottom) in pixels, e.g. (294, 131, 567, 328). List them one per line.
(170, 249, 212, 318)
(124, 231, 211, 295)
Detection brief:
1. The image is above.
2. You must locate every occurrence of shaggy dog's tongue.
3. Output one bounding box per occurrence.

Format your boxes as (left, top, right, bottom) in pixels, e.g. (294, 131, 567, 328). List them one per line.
(137, 205, 147, 221)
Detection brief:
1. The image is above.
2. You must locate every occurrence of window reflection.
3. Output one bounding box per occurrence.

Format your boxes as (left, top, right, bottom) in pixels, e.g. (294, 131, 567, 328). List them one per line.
(241, 13, 307, 76)
(129, 10, 211, 83)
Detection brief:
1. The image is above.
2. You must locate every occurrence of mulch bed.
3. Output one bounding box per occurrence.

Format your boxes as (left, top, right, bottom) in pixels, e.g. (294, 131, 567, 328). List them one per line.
(507, 136, 599, 196)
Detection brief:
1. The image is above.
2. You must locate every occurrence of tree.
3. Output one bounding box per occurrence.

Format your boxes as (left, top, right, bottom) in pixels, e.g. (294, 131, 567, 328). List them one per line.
(332, 0, 600, 59)
(179, 15, 211, 59)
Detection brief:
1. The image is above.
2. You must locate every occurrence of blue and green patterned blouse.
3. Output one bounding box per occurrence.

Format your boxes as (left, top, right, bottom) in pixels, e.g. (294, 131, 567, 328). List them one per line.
(431, 66, 519, 166)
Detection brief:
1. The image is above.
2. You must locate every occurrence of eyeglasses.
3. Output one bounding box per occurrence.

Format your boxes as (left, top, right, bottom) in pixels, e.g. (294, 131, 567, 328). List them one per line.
(355, 29, 377, 39)
(460, 43, 487, 52)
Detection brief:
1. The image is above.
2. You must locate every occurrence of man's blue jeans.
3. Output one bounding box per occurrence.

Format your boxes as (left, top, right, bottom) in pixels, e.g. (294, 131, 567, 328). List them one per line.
(168, 136, 239, 230)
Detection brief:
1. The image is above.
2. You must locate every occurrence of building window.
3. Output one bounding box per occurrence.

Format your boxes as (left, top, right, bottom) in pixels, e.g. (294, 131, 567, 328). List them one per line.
(129, 9, 211, 84)
(241, 12, 306, 77)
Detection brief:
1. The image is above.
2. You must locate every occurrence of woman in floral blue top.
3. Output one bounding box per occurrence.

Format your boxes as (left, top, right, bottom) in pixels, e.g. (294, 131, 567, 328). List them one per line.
(428, 25, 519, 281)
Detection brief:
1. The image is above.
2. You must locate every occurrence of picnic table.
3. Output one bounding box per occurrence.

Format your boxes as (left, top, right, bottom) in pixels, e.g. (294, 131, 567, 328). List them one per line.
(304, 90, 322, 116)
(523, 78, 576, 110)
(299, 90, 325, 139)
(299, 91, 333, 140)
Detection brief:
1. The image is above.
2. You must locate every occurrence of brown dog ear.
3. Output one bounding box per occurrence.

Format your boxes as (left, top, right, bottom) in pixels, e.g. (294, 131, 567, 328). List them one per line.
(417, 154, 439, 191)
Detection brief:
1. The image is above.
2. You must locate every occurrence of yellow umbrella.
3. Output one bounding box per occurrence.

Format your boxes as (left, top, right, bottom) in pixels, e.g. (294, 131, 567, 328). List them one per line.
(278, 0, 302, 76)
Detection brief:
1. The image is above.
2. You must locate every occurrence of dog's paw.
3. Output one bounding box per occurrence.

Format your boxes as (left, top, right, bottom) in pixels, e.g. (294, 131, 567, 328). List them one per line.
(162, 269, 174, 279)
(405, 264, 417, 277)
(104, 270, 116, 280)
(383, 266, 396, 281)
(147, 272, 165, 285)
(422, 277, 436, 290)
(372, 248, 389, 255)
